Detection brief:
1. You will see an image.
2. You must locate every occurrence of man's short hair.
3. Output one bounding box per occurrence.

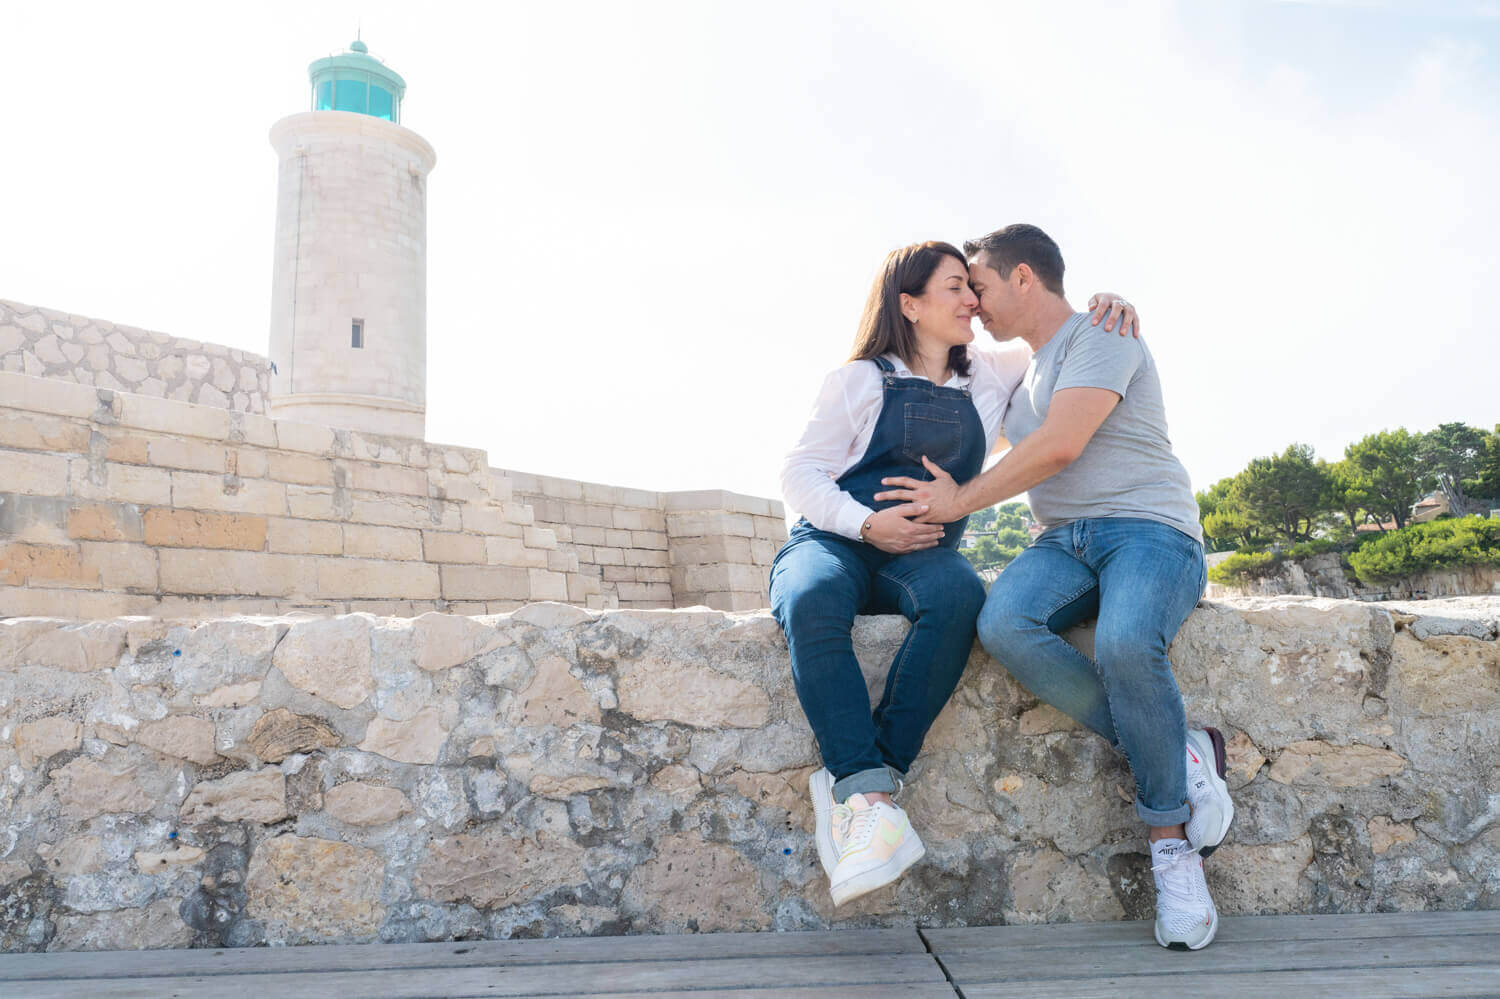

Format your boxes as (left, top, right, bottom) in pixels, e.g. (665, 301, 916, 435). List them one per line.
(963, 224, 1066, 296)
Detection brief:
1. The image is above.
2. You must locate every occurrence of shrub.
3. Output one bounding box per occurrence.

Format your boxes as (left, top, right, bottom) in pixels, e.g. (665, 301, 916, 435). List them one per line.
(1207, 549, 1281, 584)
(1347, 516, 1500, 583)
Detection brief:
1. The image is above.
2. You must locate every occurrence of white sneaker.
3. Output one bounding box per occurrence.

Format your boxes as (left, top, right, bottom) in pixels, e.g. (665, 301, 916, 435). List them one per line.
(809, 767, 838, 878)
(1151, 837, 1218, 950)
(828, 793, 924, 907)
(1184, 727, 1234, 857)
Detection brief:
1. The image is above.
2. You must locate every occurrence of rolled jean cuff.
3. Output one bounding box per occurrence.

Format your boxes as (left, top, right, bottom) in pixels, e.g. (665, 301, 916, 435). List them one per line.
(1137, 798, 1191, 827)
(833, 766, 899, 803)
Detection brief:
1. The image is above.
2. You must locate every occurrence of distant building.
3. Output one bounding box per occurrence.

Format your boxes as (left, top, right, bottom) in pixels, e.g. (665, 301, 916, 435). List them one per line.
(1410, 492, 1450, 524)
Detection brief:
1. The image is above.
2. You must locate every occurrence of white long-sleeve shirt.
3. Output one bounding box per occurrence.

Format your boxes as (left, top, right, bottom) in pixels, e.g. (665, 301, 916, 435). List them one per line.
(780, 345, 1031, 540)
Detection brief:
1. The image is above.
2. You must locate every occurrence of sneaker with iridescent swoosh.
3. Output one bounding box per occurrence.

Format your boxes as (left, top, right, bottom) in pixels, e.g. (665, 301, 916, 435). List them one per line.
(828, 793, 924, 906)
(808, 767, 838, 878)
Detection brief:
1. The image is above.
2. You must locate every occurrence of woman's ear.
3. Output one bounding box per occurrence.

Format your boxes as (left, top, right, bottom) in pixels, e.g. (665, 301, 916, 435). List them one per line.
(898, 292, 918, 324)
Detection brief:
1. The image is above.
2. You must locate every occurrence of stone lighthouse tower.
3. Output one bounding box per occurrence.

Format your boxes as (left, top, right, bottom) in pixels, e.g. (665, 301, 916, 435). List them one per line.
(267, 38, 436, 439)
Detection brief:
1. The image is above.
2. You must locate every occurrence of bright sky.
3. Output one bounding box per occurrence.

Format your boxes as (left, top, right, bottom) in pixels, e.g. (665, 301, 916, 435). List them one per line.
(3, 1, 1498, 508)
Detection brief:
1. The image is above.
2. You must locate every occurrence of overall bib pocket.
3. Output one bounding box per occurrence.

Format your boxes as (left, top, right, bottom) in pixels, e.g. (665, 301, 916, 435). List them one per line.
(902, 403, 962, 469)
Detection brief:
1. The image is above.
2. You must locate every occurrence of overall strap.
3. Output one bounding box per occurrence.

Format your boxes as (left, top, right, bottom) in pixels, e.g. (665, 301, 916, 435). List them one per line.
(871, 356, 895, 374)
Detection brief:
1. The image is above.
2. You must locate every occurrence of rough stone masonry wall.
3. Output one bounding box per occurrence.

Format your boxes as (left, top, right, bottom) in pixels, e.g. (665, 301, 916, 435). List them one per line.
(1208, 552, 1500, 602)
(0, 595, 1496, 952)
(499, 470, 787, 611)
(0, 370, 593, 618)
(1, 300, 270, 414)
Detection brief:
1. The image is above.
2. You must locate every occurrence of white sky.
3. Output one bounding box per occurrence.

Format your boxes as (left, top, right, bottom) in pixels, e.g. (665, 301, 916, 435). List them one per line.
(3, 1, 1497, 506)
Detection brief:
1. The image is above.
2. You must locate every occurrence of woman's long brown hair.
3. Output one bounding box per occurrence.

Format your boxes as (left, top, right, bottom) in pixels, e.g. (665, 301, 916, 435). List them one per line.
(847, 241, 972, 378)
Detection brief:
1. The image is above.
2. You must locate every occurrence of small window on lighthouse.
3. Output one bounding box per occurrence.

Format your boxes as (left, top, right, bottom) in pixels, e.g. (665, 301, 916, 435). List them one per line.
(351, 320, 364, 349)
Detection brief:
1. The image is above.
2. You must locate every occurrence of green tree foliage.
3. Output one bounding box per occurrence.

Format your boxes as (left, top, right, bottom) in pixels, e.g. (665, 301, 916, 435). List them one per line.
(1230, 443, 1329, 543)
(969, 535, 1002, 568)
(1347, 515, 1500, 583)
(995, 502, 1030, 532)
(1343, 429, 1427, 531)
(1418, 422, 1490, 517)
(1324, 458, 1373, 533)
(1475, 425, 1500, 505)
(1197, 475, 1264, 551)
(995, 526, 1029, 549)
(962, 501, 1034, 573)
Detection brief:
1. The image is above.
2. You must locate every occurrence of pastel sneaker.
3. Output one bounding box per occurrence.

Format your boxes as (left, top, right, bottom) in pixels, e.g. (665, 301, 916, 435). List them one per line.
(809, 767, 838, 878)
(828, 793, 924, 906)
(1184, 727, 1234, 857)
(1151, 837, 1218, 950)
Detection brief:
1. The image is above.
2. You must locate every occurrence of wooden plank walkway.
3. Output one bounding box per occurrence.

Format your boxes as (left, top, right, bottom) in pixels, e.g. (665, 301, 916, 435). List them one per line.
(0, 911, 1496, 998)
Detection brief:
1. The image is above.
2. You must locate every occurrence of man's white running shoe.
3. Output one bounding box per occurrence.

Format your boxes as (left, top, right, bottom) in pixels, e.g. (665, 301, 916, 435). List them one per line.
(828, 793, 924, 906)
(809, 767, 838, 878)
(1151, 837, 1218, 950)
(1184, 727, 1234, 857)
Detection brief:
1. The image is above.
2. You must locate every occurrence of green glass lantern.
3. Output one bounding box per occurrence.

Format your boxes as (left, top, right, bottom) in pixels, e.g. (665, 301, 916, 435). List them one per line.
(308, 38, 407, 123)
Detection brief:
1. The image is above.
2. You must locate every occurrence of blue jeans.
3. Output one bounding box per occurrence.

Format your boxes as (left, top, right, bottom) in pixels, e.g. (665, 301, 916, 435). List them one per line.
(770, 528, 987, 803)
(977, 518, 1207, 826)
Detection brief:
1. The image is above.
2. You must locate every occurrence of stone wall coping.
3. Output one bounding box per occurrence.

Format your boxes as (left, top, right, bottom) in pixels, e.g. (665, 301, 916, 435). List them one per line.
(496, 468, 786, 520)
(0, 298, 270, 369)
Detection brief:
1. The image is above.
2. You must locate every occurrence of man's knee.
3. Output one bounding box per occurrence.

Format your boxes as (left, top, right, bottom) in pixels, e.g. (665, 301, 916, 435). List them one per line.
(1093, 621, 1168, 669)
(977, 581, 1039, 660)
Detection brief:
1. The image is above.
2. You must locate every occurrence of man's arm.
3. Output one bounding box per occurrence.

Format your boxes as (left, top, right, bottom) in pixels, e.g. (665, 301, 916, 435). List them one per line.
(874, 387, 1120, 522)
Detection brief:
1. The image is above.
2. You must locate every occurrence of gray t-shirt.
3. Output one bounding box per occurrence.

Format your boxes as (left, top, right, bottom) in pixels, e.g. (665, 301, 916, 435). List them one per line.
(1003, 312, 1201, 542)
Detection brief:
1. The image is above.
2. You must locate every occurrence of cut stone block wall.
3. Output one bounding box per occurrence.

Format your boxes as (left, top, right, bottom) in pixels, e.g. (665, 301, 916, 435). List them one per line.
(498, 471, 787, 611)
(1, 300, 270, 414)
(0, 371, 786, 616)
(0, 596, 1495, 951)
(0, 370, 589, 618)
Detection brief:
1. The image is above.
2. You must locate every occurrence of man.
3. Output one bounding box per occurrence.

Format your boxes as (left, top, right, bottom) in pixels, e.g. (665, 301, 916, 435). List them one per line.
(874, 224, 1234, 950)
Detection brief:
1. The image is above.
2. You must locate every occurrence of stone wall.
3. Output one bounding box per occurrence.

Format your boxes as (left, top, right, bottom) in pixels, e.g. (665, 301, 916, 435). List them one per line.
(0, 370, 592, 618)
(499, 470, 787, 611)
(1, 595, 1496, 952)
(0, 371, 786, 617)
(1, 300, 270, 414)
(1208, 551, 1500, 602)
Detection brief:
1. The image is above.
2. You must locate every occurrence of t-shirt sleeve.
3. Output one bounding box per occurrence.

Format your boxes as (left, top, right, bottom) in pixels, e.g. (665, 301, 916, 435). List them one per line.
(1053, 326, 1143, 397)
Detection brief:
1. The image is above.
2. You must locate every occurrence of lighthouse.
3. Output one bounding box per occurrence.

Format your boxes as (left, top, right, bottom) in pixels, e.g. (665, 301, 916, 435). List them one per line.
(266, 38, 437, 439)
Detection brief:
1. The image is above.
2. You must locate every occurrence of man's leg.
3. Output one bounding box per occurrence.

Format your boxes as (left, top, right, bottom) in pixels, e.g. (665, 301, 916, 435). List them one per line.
(768, 534, 895, 800)
(1078, 519, 1214, 950)
(865, 546, 989, 776)
(976, 530, 1115, 742)
(1088, 520, 1206, 829)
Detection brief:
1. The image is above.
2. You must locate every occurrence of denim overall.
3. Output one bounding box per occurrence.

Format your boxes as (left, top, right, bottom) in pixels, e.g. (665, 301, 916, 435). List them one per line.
(770, 357, 989, 801)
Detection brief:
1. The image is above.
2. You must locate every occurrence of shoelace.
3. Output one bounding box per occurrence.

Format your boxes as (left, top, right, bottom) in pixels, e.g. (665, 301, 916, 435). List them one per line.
(833, 803, 883, 856)
(1151, 846, 1203, 908)
(832, 803, 854, 846)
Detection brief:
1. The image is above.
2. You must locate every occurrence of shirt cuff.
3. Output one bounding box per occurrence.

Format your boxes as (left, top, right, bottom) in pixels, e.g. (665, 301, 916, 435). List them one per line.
(835, 502, 876, 542)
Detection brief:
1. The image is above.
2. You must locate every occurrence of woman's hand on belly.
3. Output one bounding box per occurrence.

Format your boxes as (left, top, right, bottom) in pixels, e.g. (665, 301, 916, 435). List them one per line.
(863, 503, 945, 554)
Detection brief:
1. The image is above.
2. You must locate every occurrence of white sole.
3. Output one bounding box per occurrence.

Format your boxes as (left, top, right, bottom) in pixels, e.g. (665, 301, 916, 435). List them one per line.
(1187, 728, 1234, 857)
(830, 832, 925, 907)
(1155, 906, 1219, 951)
(809, 768, 837, 878)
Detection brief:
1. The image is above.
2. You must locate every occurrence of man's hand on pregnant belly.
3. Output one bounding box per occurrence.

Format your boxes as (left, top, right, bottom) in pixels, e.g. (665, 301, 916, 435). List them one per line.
(875, 457, 963, 525)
